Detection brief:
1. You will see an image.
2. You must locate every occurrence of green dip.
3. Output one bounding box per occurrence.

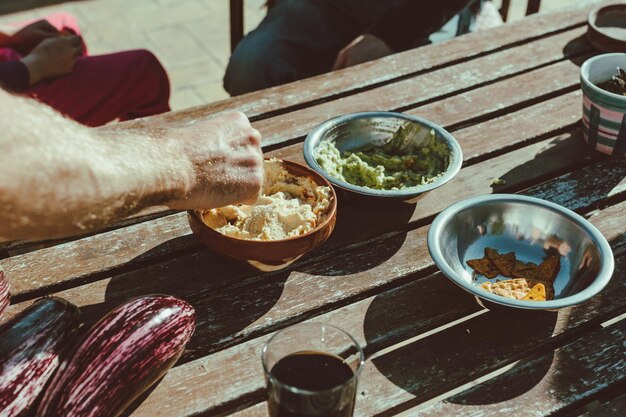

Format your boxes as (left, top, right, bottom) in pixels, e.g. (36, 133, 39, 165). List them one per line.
(315, 123, 451, 190)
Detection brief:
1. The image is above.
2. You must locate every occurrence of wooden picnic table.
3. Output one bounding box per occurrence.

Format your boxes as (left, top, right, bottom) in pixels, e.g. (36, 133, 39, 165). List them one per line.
(1, 0, 625, 416)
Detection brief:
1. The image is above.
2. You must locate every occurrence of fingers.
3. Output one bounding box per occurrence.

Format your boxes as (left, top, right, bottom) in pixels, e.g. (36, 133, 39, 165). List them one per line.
(240, 166, 264, 205)
(65, 35, 82, 47)
(61, 35, 83, 58)
(30, 19, 60, 38)
(40, 20, 59, 34)
(247, 127, 261, 147)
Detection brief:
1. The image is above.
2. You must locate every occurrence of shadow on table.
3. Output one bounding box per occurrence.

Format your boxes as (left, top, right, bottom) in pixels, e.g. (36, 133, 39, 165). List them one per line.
(563, 34, 595, 67)
(77, 194, 416, 364)
(490, 130, 587, 195)
(362, 277, 558, 415)
(489, 129, 626, 210)
(302, 195, 416, 276)
(362, 152, 625, 415)
(77, 243, 289, 364)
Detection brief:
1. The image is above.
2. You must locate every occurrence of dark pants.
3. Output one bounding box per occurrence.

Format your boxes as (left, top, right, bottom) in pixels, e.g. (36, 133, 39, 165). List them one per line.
(224, 0, 479, 96)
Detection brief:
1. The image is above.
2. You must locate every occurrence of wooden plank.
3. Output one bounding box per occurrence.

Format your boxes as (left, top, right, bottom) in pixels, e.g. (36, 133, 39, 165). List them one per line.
(0, 4, 596, 251)
(0, 206, 174, 253)
(119, 0, 599, 127)
(226, 27, 592, 148)
(577, 392, 626, 416)
(0, 90, 593, 301)
(232, 325, 626, 417)
(8, 206, 624, 417)
(127, 217, 626, 417)
(121, 26, 591, 152)
(3, 129, 618, 319)
(0, 53, 586, 266)
(406, 58, 586, 132)
(389, 322, 626, 417)
(0, 34, 582, 256)
(3, 151, 624, 362)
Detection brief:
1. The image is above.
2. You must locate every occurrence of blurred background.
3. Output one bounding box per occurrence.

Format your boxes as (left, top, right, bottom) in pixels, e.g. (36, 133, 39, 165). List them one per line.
(0, 0, 581, 111)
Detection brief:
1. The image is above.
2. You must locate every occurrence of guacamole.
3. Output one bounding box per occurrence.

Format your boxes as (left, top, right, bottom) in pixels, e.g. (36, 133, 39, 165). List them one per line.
(315, 124, 451, 190)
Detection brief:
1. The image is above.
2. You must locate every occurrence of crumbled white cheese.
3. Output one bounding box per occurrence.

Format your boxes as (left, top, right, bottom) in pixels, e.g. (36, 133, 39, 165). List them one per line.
(201, 159, 331, 241)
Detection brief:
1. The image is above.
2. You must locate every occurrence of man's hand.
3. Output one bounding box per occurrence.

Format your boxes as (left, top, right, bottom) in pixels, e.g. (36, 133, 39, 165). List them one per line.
(0, 90, 263, 242)
(9, 20, 60, 54)
(332, 34, 394, 71)
(165, 111, 264, 210)
(21, 36, 83, 85)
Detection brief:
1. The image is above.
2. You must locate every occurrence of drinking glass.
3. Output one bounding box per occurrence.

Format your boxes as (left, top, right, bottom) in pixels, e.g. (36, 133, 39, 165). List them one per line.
(262, 323, 365, 417)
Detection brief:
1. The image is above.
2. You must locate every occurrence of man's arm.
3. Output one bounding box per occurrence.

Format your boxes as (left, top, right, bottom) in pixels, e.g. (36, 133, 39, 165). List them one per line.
(0, 90, 263, 242)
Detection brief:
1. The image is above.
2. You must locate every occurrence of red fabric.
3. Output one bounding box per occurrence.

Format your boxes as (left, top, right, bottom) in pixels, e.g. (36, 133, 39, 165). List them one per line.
(1, 12, 170, 126)
(26, 50, 171, 127)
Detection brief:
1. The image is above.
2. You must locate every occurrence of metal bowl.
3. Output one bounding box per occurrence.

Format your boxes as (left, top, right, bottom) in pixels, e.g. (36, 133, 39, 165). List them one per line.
(303, 112, 462, 201)
(427, 194, 614, 310)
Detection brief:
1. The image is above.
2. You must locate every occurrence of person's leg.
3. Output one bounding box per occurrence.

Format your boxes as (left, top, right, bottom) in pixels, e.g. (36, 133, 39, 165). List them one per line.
(26, 49, 170, 127)
(224, 0, 364, 96)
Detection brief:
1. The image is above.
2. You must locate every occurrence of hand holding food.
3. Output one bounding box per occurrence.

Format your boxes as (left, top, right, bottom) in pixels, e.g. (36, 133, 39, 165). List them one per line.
(202, 159, 331, 241)
(165, 111, 264, 211)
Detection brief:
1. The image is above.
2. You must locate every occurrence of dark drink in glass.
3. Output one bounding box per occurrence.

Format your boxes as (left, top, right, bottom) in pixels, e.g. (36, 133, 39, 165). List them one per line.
(262, 324, 364, 417)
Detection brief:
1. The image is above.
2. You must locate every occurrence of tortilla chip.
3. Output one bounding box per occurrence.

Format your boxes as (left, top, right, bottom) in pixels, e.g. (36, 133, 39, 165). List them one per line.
(481, 278, 554, 301)
(538, 255, 560, 283)
(485, 247, 499, 260)
(467, 258, 500, 278)
(522, 283, 547, 301)
(512, 261, 539, 279)
(492, 252, 516, 277)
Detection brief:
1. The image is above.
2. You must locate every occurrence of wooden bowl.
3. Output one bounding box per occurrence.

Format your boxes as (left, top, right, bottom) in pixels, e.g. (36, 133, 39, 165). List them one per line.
(587, 3, 626, 53)
(188, 159, 337, 271)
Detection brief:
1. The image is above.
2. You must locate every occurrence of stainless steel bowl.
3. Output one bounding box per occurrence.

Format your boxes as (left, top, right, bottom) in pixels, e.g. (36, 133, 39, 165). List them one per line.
(303, 112, 463, 201)
(427, 194, 614, 310)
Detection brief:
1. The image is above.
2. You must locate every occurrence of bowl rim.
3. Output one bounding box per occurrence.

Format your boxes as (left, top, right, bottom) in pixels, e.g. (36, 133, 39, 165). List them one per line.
(580, 53, 626, 102)
(189, 159, 338, 245)
(427, 194, 615, 310)
(302, 111, 463, 198)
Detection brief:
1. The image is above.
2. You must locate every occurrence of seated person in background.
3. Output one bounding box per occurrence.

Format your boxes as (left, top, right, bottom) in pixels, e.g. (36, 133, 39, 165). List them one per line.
(224, 0, 489, 96)
(0, 13, 170, 127)
(0, 88, 263, 242)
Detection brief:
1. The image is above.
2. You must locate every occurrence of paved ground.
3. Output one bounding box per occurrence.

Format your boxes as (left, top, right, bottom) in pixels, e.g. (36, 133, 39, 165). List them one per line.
(0, 0, 580, 112)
